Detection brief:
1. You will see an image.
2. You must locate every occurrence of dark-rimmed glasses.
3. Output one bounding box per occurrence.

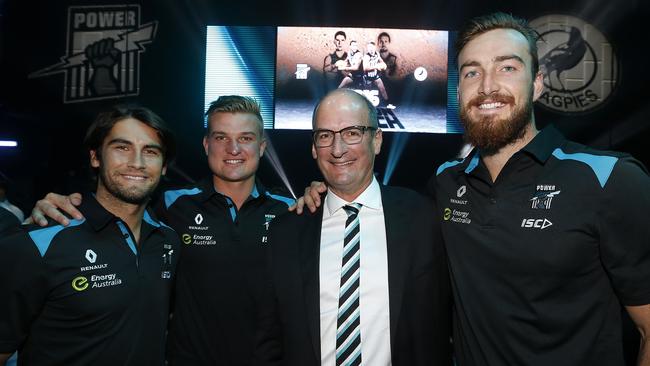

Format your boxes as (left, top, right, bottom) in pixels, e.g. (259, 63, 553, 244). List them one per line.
(312, 125, 377, 148)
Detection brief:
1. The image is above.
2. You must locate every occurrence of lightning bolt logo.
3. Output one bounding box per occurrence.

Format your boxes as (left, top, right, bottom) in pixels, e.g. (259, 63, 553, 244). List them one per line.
(29, 22, 157, 78)
(28, 5, 157, 103)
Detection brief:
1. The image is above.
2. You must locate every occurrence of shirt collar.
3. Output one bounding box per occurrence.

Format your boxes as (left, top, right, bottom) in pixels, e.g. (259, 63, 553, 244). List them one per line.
(77, 193, 119, 232)
(80, 193, 164, 233)
(324, 176, 382, 217)
(196, 177, 267, 203)
(521, 125, 566, 164)
(462, 125, 566, 176)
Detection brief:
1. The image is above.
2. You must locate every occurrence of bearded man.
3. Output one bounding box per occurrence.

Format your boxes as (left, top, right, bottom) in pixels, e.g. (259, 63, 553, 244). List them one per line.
(431, 12, 650, 366)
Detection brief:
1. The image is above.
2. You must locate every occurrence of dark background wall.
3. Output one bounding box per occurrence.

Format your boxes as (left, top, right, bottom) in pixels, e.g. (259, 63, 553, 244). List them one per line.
(1, 0, 648, 214)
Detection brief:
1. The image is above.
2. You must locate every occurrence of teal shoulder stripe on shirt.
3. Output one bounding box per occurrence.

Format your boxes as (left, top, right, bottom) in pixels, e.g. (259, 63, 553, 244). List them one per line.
(143, 210, 173, 230)
(28, 219, 86, 257)
(251, 185, 260, 199)
(164, 188, 202, 209)
(465, 154, 480, 173)
(436, 158, 465, 176)
(265, 192, 296, 207)
(116, 221, 137, 255)
(552, 148, 618, 188)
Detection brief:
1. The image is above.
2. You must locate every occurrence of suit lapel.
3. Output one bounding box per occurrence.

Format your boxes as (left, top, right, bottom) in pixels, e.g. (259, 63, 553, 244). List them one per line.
(381, 186, 409, 346)
(300, 208, 324, 362)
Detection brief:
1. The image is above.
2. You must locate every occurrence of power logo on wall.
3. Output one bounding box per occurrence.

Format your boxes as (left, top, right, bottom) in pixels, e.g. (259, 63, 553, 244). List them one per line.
(531, 15, 619, 113)
(29, 5, 157, 103)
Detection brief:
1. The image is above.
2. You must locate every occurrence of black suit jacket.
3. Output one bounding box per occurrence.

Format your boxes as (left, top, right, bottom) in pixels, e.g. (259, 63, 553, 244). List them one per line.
(256, 185, 451, 366)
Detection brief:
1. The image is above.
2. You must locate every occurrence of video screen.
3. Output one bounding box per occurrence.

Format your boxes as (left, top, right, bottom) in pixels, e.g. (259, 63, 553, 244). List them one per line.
(204, 25, 461, 133)
(275, 27, 450, 133)
(204, 26, 277, 130)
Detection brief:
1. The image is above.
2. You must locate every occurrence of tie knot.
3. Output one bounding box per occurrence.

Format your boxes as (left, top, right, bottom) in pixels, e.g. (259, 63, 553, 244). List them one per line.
(343, 203, 361, 217)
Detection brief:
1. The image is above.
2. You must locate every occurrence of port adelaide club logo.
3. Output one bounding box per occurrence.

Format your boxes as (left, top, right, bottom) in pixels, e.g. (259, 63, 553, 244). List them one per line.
(530, 15, 618, 113)
(29, 5, 157, 103)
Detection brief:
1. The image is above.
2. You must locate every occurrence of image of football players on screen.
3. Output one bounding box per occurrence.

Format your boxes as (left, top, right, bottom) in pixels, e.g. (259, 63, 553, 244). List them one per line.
(378, 32, 398, 78)
(337, 40, 364, 89)
(323, 31, 348, 88)
(363, 42, 394, 109)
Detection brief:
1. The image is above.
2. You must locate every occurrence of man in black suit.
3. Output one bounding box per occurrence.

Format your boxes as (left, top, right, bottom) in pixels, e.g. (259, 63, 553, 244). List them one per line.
(257, 89, 451, 366)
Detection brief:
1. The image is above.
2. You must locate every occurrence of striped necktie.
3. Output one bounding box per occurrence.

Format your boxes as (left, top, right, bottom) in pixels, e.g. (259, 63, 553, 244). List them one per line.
(336, 203, 362, 366)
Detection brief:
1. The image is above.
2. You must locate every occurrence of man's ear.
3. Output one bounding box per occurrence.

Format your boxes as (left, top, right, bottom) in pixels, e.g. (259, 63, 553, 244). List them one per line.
(373, 129, 383, 155)
(202, 135, 209, 156)
(259, 138, 267, 158)
(90, 150, 100, 168)
(532, 71, 544, 101)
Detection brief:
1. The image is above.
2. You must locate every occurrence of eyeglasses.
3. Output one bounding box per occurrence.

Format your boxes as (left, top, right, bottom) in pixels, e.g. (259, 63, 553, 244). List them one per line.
(312, 125, 377, 148)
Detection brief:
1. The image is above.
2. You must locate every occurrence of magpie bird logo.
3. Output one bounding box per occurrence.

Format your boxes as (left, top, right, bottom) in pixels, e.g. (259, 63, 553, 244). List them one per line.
(29, 5, 157, 103)
(531, 15, 618, 113)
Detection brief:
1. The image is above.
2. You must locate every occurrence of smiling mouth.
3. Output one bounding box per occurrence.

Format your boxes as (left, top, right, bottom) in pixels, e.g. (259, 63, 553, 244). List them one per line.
(478, 102, 506, 110)
(121, 174, 147, 181)
(224, 159, 244, 165)
(331, 160, 354, 167)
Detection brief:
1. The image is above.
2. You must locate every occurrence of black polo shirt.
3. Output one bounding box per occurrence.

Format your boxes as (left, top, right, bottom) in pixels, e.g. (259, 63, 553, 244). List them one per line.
(0, 194, 180, 366)
(430, 126, 650, 366)
(162, 178, 295, 366)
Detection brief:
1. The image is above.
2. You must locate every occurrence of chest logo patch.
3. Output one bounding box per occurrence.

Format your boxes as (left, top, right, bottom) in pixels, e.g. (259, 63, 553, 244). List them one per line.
(194, 213, 204, 225)
(85, 249, 97, 263)
(443, 207, 471, 224)
(530, 185, 561, 209)
(457, 185, 467, 198)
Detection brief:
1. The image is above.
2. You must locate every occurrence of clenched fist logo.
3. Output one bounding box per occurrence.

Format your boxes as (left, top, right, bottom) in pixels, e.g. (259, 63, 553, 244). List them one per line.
(85, 38, 120, 96)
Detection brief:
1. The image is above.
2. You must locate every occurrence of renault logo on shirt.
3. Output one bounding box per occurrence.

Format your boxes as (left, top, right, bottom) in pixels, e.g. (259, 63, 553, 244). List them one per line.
(195, 213, 204, 225)
(457, 185, 467, 198)
(85, 249, 97, 263)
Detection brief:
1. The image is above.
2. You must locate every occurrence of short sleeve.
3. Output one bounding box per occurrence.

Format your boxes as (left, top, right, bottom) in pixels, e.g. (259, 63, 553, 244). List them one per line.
(599, 157, 650, 306)
(0, 228, 50, 353)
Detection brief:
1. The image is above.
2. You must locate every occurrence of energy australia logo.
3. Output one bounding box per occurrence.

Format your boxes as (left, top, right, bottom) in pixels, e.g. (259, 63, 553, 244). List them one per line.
(531, 15, 618, 113)
(29, 5, 157, 103)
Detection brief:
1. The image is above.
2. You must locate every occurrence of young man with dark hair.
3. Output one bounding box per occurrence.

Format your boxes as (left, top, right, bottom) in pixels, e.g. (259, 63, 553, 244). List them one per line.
(28, 96, 295, 366)
(432, 12, 650, 365)
(0, 105, 180, 366)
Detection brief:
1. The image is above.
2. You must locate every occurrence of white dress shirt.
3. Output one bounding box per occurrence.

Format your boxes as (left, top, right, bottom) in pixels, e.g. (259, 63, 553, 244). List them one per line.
(319, 177, 391, 366)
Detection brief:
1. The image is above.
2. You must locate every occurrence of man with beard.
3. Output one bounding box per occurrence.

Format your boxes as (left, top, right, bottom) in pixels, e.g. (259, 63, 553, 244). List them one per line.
(377, 32, 397, 78)
(295, 11, 650, 366)
(431, 12, 650, 365)
(0, 105, 180, 366)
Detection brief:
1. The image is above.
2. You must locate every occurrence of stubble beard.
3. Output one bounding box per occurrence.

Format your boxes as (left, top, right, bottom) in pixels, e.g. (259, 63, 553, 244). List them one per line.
(98, 167, 156, 205)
